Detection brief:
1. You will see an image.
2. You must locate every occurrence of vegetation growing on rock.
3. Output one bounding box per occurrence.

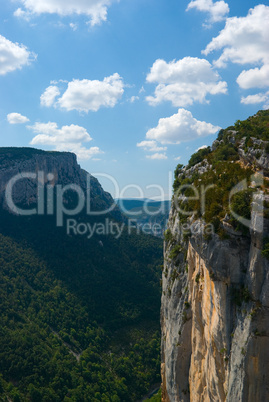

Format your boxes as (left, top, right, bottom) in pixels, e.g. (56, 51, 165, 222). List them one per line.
(173, 110, 269, 237)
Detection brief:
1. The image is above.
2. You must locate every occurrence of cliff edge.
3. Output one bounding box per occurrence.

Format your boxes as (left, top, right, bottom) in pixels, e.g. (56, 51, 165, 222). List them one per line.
(161, 110, 269, 401)
(0, 147, 122, 221)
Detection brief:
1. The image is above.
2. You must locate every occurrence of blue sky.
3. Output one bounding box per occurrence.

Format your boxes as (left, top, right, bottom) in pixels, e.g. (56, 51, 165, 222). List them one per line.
(0, 0, 268, 199)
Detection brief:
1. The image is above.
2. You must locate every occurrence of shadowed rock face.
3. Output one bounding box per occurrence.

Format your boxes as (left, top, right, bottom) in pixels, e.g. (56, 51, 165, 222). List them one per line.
(0, 147, 122, 221)
(161, 200, 269, 402)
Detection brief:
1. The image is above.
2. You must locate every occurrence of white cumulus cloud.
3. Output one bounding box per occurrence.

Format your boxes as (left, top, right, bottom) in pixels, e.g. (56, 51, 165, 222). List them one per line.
(16, 0, 114, 26)
(146, 153, 167, 160)
(0, 34, 36, 75)
(203, 5, 269, 69)
(187, 0, 229, 23)
(28, 121, 103, 160)
(29, 122, 91, 143)
(146, 109, 220, 144)
(146, 57, 227, 107)
(7, 113, 30, 124)
(42, 73, 124, 112)
(241, 92, 269, 106)
(40, 85, 61, 107)
(136, 140, 167, 152)
(203, 5, 269, 104)
(237, 64, 269, 90)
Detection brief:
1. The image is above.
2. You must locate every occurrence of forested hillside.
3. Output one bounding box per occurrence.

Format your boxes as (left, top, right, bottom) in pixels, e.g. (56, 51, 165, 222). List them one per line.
(0, 150, 163, 401)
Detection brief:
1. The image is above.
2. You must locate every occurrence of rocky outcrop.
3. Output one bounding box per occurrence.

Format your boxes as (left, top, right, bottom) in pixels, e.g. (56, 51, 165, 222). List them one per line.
(161, 123, 269, 401)
(0, 147, 121, 220)
(238, 139, 269, 173)
(180, 159, 212, 179)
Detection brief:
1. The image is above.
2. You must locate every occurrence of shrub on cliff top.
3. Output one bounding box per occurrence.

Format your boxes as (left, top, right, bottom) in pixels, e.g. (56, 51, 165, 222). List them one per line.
(187, 146, 211, 168)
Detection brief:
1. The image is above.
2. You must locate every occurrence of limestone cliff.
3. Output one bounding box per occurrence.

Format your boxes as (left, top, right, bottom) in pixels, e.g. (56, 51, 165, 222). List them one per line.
(0, 147, 121, 220)
(161, 111, 269, 401)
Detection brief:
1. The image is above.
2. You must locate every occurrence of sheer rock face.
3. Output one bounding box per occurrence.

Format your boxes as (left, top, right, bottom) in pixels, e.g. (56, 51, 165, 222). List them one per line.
(161, 201, 269, 401)
(0, 148, 121, 220)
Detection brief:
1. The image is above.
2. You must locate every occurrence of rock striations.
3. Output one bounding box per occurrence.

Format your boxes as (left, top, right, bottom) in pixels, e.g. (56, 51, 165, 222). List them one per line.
(161, 111, 269, 401)
(0, 147, 121, 220)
